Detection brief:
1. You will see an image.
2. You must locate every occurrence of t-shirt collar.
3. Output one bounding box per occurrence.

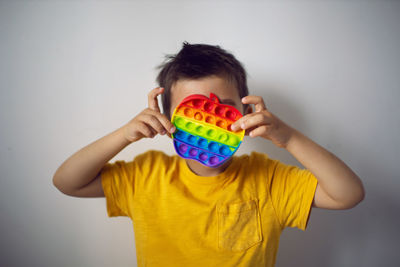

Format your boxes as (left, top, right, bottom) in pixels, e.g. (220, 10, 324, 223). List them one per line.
(179, 156, 239, 185)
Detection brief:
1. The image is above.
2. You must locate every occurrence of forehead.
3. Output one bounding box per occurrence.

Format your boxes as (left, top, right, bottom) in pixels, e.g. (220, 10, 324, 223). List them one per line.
(170, 75, 241, 110)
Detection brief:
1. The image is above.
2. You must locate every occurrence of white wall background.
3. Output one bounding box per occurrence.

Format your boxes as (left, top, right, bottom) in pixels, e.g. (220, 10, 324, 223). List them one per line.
(1, 0, 399, 266)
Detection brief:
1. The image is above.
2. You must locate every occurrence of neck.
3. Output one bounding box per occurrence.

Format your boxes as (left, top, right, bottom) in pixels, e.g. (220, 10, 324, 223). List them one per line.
(185, 157, 232, 177)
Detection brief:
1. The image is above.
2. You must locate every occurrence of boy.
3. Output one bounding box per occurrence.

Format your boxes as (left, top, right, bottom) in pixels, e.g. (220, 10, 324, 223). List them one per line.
(53, 42, 365, 267)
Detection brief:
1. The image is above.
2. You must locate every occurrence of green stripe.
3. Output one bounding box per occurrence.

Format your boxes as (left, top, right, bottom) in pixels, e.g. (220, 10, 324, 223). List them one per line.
(173, 115, 241, 147)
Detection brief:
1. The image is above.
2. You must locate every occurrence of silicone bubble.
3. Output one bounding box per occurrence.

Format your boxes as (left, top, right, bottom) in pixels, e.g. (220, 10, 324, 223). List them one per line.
(195, 125, 204, 134)
(198, 138, 208, 147)
(218, 133, 229, 142)
(171, 92, 245, 167)
(194, 112, 203, 120)
(192, 99, 203, 108)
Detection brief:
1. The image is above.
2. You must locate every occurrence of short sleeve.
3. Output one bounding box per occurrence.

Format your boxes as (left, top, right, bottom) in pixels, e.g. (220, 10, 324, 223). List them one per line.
(101, 159, 138, 218)
(101, 150, 170, 218)
(268, 159, 318, 231)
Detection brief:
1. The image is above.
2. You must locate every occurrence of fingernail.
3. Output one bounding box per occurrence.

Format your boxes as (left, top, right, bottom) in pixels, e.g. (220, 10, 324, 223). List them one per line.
(231, 124, 236, 131)
(241, 123, 245, 129)
(170, 126, 176, 133)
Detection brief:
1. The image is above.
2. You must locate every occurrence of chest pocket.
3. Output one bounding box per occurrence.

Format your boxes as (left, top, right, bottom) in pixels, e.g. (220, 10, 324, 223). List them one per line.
(217, 199, 262, 252)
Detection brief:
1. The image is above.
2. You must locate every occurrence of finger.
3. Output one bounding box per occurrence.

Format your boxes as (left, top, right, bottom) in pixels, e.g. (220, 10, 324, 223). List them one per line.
(239, 112, 272, 131)
(249, 125, 270, 138)
(244, 125, 258, 136)
(230, 112, 258, 131)
(145, 108, 176, 134)
(242, 95, 267, 112)
(143, 125, 158, 138)
(147, 87, 163, 112)
(154, 112, 176, 134)
(142, 114, 166, 135)
(230, 114, 250, 132)
(137, 122, 155, 138)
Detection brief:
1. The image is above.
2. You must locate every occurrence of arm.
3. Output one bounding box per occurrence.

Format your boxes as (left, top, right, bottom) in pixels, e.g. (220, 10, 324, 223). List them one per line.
(286, 130, 365, 209)
(231, 95, 365, 210)
(52, 126, 131, 197)
(53, 87, 175, 197)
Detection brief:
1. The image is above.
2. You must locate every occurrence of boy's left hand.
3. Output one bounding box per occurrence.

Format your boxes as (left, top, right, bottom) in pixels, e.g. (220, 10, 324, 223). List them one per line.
(230, 95, 296, 148)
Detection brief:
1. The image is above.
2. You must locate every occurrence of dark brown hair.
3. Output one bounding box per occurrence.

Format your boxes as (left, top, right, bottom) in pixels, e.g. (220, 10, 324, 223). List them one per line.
(155, 41, 249, 119)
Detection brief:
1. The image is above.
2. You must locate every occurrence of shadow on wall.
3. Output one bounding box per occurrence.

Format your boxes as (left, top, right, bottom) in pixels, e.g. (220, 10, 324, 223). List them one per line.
(277, 189, 400, 267)
(242, 84, 400, 267)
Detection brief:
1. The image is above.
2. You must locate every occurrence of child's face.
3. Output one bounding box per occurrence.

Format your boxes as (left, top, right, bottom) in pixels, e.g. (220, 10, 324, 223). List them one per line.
(169, 75, 248, 174)
(169, 75, 245, 118)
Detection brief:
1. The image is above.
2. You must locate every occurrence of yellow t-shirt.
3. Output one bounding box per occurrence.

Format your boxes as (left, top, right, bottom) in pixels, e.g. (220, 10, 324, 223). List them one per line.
(101, 150, 318, 267)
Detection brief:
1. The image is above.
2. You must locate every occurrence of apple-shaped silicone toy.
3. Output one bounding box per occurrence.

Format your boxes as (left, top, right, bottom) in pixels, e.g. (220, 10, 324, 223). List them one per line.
(171, 93, 245, 167)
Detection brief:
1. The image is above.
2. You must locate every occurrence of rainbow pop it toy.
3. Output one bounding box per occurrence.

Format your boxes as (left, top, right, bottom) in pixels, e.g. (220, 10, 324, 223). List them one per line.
(171, 93, 245, 167)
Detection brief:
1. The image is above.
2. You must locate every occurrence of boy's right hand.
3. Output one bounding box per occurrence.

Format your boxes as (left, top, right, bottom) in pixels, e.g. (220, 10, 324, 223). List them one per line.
(123, 87, 176, 143)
